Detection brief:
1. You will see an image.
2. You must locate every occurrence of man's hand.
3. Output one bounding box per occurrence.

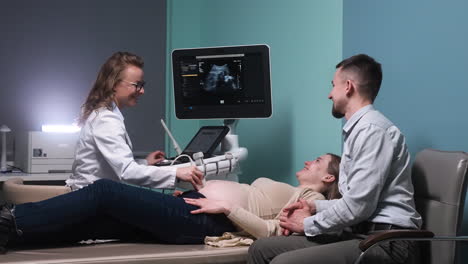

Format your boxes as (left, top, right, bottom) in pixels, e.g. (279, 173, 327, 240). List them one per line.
(145, 150, 166, 165)
(176, 166, 204, 190)
(280, 199, 315, 235)
(183, 198, 232, 215)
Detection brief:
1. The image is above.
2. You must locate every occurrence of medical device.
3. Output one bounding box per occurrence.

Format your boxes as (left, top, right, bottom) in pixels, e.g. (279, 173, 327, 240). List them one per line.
(159, 124, 235, 189)
(176, 126, 229, 159)
(158, 124, 236, 183)
(171, 44, 272, 120)
(157, 125, 229, 165)
(170, 44, 272, 188)
(15, 131, 79, 173)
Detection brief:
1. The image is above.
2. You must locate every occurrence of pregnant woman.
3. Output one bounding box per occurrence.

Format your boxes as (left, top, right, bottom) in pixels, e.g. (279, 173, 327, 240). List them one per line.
(0, 153, 340, 252)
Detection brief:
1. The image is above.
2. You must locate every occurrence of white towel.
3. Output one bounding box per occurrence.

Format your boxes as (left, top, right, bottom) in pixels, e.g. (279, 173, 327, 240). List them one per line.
(204, 232, 254, 247)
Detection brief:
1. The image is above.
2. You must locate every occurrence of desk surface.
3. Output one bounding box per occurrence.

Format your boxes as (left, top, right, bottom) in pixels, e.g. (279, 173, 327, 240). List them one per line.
(0, 173, 70, 182)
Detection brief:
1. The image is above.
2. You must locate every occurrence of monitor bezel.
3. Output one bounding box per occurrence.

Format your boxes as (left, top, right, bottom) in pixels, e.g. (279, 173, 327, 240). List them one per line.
(171, 44, 272, 120)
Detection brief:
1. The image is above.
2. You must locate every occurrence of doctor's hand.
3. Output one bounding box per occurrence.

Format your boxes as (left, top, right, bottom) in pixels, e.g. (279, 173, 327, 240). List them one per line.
(176, 166, 204, 190)
(145, 150, 166, 165)
(183, 198, 232, 215)
(279, 199, 314, 235)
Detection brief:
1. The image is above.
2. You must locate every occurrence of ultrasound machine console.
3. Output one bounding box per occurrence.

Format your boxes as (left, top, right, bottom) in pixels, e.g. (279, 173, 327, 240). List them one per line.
(156, 125, 229, 165)
(167, 44, 272, 189)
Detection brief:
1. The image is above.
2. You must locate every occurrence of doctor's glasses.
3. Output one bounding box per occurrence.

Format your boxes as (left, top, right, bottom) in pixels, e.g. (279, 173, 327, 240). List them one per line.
(121, 80, 146, 92)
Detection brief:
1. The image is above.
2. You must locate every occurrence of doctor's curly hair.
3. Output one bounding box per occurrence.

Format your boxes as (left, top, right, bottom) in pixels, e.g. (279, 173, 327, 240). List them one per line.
(78, 51, 144, 126)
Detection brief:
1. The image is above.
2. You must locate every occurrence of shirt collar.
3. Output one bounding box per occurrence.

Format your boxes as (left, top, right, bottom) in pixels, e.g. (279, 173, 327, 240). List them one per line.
(112, 102, 124, 121)
(342, 104, 374, 134)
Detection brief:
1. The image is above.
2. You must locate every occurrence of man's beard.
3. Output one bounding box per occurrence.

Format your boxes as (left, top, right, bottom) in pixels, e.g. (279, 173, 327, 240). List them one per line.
(331, 104, 344, 119)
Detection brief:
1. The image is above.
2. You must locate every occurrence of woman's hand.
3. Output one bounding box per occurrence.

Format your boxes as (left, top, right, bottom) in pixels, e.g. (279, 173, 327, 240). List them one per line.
(279, 199, 312, 235)
(183, 198, 232, 215)
(173, 190, 184, 197)
(176, 166, 204, 190)
(145, 150, 165, 165)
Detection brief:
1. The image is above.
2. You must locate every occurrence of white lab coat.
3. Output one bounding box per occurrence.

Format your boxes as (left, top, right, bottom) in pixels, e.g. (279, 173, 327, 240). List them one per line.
(66, 106, 176, 190)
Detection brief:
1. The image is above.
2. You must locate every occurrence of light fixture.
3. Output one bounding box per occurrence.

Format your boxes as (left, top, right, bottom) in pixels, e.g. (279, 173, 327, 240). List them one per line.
(41, 124, 81, 133)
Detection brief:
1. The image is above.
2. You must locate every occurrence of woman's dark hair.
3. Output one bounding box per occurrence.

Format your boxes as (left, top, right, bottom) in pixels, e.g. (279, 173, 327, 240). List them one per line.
(324, 153, 342, 200)
(78, 51, 144, 126)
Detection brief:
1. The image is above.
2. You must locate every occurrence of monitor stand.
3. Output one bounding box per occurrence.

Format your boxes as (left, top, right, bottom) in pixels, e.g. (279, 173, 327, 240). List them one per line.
(221, 119, 247, 157)
(221, 119, 238, 151)
(219, 119, 248, 182)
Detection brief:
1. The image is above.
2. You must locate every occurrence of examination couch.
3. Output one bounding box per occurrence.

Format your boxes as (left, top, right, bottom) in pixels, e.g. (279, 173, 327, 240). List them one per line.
(0, 178, 248, 264)
(0, 242, 248, 264)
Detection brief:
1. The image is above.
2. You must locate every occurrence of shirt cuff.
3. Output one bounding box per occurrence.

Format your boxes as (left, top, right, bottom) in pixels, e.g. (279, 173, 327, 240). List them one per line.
(153, 165, 177, 188)
(166, 166, 178, 187)
(304, 216, 320, 237)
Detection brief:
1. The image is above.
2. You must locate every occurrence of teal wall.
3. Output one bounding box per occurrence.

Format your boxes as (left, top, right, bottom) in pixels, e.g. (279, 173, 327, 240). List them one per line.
(165, 0, 201, 153)
(168, 0, 468, 260)
(343, 0, 468, 155)
(166, 0, 342, 184)
(343, 0, 468, 262)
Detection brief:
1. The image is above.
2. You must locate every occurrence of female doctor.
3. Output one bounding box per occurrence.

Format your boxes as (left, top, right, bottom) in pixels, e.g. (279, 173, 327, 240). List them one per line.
(65, 51, 203, 190)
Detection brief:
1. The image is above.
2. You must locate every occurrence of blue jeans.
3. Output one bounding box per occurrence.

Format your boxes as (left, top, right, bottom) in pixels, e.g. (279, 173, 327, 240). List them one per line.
(11, 179, 236, 245)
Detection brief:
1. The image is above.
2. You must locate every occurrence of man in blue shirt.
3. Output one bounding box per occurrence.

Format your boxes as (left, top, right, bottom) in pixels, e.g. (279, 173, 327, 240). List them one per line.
(247, 54, 421, 264)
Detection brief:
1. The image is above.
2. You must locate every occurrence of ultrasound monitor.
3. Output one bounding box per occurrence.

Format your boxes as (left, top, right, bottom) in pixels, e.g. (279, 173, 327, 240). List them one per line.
(172, 44, 272, 119)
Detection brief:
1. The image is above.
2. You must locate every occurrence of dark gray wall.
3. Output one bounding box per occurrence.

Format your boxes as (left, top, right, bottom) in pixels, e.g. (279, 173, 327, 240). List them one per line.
(0, 0, 166, 159)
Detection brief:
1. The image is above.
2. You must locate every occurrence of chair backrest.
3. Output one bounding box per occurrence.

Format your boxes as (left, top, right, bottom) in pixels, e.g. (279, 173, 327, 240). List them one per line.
(3, 177, 71, 204)
(412, 149, 468, 264)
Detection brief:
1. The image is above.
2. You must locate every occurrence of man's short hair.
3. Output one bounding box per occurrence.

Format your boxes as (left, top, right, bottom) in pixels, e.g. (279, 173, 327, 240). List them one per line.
(336, 54, 382, 102)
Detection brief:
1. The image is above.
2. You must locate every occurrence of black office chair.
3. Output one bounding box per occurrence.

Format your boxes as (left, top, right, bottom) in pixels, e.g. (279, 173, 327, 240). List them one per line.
(354, 149, 468, 264)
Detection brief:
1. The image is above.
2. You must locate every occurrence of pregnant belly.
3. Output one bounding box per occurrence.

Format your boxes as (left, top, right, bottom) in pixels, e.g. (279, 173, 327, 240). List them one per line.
(199, 180, 249, 209)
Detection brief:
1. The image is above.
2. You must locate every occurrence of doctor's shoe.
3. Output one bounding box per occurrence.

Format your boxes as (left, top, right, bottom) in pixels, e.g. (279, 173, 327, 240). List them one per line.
(0, 203, 22, 254)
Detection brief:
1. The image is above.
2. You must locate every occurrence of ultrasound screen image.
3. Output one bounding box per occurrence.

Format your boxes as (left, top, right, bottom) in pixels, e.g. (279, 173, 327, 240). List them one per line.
(173, 45, 272, 119)
(199, 60, 242, 94)
(178, 51, 266, 108)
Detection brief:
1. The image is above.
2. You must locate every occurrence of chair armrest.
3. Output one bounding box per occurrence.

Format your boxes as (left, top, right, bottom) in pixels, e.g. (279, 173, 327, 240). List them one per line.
(359, 230, 435, 251)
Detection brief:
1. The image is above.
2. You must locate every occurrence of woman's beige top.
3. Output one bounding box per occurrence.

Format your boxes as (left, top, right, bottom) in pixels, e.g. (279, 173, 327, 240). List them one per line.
(199, 177, 325, 239)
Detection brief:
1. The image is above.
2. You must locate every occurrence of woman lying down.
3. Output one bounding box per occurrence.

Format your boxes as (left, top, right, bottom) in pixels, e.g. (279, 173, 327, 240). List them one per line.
(0, 153, 341, 252)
